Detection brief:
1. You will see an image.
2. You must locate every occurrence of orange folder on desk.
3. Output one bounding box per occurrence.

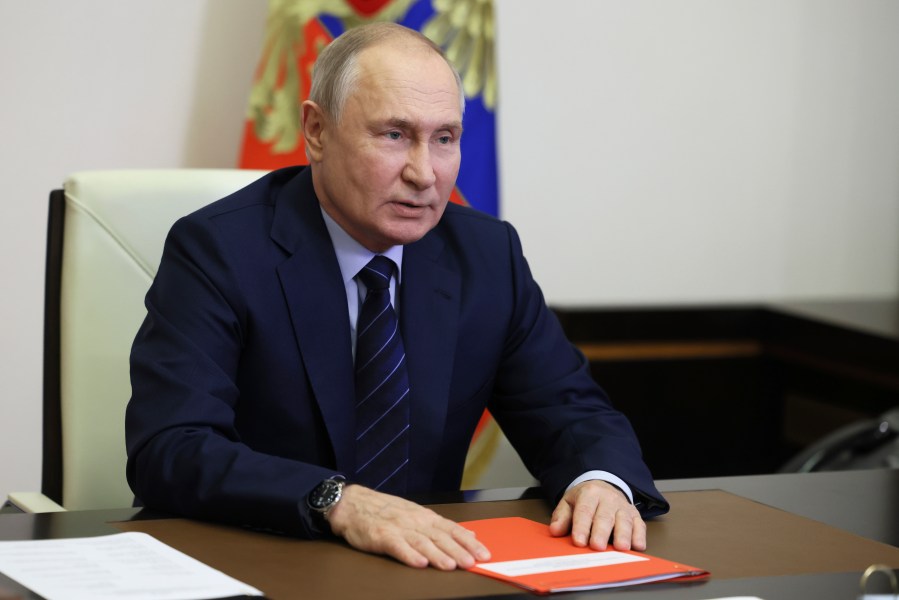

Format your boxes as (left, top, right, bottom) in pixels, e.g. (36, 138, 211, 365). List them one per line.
(460, 517, 708, 594)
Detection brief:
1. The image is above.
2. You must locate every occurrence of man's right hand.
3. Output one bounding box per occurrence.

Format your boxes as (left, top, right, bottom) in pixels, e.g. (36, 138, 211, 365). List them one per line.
(325, 484, 491, 570)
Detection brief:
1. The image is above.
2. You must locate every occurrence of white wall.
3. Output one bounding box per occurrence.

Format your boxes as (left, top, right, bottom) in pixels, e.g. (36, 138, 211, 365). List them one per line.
(0, 0, 267, 500)
(1, 0, 897, 499)
(496, 0, 899, 305)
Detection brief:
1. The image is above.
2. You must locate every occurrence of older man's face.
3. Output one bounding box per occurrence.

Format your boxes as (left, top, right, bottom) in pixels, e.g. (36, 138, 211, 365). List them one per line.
(306, 42, 463, 253)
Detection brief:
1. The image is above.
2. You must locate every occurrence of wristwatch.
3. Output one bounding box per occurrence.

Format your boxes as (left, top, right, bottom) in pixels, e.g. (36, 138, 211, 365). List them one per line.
(306, 477, 345, 519)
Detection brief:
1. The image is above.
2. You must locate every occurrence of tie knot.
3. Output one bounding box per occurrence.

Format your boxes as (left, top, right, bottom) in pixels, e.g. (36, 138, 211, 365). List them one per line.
(358, 255, 395, 291)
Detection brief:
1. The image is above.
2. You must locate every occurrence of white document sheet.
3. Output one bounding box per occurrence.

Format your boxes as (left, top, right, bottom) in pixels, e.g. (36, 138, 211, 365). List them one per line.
(0, 531, 264, 600)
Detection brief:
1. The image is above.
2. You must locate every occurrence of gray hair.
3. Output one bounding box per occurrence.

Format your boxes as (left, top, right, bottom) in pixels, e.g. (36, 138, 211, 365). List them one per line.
(308, 22, 465, 122)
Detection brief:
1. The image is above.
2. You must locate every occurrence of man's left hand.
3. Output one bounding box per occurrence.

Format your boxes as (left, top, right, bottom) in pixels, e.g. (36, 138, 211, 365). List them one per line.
(548, 480, 646, 551)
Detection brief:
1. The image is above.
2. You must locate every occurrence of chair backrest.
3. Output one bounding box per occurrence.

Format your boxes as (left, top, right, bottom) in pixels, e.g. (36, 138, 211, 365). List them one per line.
(779, 407, 899, 473)
(44, 169, 268, 510)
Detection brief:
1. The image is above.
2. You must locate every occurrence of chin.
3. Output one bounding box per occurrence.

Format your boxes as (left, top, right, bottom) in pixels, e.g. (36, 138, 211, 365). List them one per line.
(383, 223, 436, 247)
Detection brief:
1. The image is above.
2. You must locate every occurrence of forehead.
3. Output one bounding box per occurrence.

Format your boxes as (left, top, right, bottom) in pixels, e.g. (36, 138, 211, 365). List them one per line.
(347, 42, 462, 124)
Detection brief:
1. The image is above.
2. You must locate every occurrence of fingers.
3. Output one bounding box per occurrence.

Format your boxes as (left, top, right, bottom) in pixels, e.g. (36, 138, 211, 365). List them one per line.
(381, 532, 431, 569)
(400, 531, 458, 570)
(619, 512, 647, 552)
(572, 500, 603, 547)
(451, 523, 492, 565)
(549, 498, 573, 537)
(389, 519, 491, 571)
(326, 485, 490, 570)
(553, 480, 648, 552)
(404, 523, 490, 570)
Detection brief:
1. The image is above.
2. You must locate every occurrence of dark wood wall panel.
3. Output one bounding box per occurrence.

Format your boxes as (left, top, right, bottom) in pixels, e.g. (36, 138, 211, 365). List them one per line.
(554, 301, 899, 479)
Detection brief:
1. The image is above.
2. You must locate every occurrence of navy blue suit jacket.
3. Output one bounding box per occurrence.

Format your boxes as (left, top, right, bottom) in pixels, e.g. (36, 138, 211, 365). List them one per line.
(126, 166, 668, 536)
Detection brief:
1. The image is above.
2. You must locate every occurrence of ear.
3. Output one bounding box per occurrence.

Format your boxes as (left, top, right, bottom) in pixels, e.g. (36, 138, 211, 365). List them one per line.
(302, 100, 327, 162)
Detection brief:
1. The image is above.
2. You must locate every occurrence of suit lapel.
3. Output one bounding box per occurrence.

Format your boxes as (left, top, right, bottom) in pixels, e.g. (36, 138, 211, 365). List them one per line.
(268, 168, 463, 487)
(271, 170, 356, 474)
(401, 230, 461, 493)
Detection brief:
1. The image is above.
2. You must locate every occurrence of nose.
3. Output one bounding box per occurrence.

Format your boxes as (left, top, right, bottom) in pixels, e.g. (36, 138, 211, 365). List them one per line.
(402, 142, 437, 190)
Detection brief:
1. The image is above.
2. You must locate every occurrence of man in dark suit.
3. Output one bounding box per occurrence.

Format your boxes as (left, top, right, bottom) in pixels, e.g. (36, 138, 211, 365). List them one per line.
(126, 22, 668, 570)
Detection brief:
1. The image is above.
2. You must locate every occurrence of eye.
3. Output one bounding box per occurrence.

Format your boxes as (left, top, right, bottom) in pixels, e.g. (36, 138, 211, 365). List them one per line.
(386, 131, 402, 140)
(437, 135, 452, 145)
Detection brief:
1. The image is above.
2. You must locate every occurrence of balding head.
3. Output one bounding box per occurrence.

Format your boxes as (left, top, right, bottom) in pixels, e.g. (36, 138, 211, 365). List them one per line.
(307, 22, 465, 123)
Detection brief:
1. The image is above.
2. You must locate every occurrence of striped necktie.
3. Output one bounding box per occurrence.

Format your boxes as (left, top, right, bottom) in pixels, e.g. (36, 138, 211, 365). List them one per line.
(353, 255, 410, 494)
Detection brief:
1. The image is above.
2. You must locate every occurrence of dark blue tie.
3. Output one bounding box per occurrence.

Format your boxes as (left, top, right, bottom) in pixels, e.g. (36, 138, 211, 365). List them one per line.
(354, 256, 410, 494)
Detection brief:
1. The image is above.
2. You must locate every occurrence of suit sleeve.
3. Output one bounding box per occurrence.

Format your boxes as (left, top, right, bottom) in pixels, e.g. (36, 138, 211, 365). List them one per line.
(488, 222, 669, 518)
(125, 215, 336, 537)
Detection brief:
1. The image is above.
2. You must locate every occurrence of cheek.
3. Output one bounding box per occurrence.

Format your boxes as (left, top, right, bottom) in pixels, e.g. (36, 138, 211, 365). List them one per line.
(435, 151, 461, 181)
(345, 161, 387, 200)
(355, 152, 404, 191)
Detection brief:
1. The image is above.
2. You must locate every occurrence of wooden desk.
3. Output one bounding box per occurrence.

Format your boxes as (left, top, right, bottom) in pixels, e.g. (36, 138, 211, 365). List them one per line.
(1, 469, 897, 599)
(659, 468, 899, 547)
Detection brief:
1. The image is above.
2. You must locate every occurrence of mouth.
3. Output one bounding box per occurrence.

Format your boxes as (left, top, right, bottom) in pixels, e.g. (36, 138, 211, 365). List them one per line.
(389, 199, 431, 217)
(393, 199, 427, 209)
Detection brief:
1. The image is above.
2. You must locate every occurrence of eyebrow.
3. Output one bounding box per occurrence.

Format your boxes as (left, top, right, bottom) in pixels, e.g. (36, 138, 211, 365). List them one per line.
(385, 117, 463, 133)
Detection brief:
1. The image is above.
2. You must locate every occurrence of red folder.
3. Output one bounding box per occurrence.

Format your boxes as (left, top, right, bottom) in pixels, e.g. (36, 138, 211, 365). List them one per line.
(461, 517, 709, 594)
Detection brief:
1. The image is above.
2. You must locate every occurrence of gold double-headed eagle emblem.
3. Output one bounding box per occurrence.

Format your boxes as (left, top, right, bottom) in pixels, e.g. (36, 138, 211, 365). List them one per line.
(246, 0, 496, 156)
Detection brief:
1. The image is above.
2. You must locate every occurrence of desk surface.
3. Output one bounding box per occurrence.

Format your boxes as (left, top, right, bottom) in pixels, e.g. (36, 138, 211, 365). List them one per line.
(1, 469, 897, 600)
(659, 468, 899, 546)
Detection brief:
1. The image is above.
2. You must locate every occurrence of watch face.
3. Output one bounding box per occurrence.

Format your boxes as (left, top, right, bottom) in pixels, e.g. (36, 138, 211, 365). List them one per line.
(309, 479, 342, 511)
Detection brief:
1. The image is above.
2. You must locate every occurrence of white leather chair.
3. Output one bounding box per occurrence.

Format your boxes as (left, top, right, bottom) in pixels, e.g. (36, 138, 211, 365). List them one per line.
(9, 170, 267, 512)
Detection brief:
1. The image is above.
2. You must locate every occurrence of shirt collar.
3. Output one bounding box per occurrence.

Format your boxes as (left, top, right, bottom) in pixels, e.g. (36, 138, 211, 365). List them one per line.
(320, 207, 404, 284)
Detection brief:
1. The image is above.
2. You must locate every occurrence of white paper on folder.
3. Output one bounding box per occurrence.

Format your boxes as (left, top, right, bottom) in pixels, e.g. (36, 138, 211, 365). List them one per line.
(0, 531, 264, 600)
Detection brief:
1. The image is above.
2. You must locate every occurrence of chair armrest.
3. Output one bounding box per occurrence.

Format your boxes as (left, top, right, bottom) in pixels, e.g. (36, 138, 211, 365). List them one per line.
(6, 492, 67, 513)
